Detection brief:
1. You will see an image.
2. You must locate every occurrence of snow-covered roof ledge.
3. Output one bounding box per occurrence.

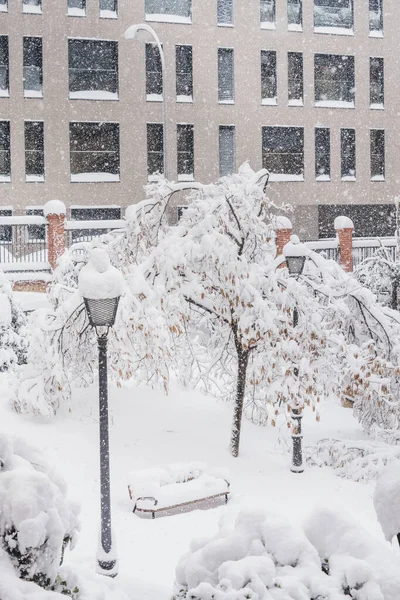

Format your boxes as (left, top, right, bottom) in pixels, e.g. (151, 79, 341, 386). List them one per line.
(334, 216, 354, 231)
(275, 216, 293, 230)
(43, 200, 66, 218)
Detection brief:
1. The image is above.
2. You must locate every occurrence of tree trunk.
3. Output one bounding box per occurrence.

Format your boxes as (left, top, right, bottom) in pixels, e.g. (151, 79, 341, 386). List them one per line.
(230, 348, 250, 457)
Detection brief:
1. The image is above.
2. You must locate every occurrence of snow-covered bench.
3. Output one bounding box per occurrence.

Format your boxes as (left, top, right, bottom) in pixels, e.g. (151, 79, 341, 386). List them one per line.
(127, 463, 230, 519)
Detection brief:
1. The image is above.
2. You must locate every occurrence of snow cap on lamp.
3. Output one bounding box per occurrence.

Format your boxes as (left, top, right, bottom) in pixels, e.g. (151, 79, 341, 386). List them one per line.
(283, 235, 309, 276)
(78, 248, 125, 301)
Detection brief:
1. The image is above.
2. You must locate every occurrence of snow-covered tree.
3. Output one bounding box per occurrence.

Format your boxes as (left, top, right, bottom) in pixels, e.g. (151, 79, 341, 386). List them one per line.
(0, 272, 28, 371)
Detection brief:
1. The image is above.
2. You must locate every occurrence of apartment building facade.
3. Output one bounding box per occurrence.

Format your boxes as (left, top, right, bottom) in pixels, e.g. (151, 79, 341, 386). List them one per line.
(0, 0, 397, 239)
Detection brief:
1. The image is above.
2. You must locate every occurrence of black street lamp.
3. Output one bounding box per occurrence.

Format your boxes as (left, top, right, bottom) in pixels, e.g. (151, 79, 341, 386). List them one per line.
(283, 235, 309, 474)
(79, 249, 124, 578)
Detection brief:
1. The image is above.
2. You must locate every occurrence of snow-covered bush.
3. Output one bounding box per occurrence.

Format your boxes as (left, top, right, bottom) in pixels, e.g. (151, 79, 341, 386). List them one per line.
(374, 461, 400, 544)
(0, 272, 28, 371)
(173, 507, 400, 600)
(0, 434, 80, 588)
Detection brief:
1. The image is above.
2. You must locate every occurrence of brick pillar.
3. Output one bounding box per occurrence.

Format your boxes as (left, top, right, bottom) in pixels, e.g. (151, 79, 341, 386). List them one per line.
(44, 200, 66, 271)
(334, 216, 354, 273)
(275, 216, 293, 268)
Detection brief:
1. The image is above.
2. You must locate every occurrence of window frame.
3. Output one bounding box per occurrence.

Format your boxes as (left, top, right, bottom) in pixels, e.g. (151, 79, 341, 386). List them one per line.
(260, 0, 276, 29)
(176, 44, 193, 102)
(22, 0, 42, 14)
(262, 126, 304, 181)
(68, 38, 119, 100)
(315, 127, 331, 181)
(370, 129, 385, 181)
(217, 0, 233, 26)
(313, 0, 354, 34)
(145, 0, 192, 24)
(288, 0, 302, 30)
(370, 56, 384, 109)
(70, 206, 122, 241)
(23, 36, 43, 98)
(261, 50, 277, 105)
(0, 36, 9, 98)
(369, 0, 383, 36)
(218, 47, 235, 104)
(24, 120, 45, 183)
(314, 53, 355, 108)
(0, 120, 11, 182)
(100, 0, 117, 18)
(146, 42, 163, 101)
(0, 0, 7, 13)
(69, 121, 120, 183)
(288, 52, 303, 106)
(147, 122, 164, 180)
(219, 125, 236, 178)
(340, 128, 356, 180)
(67, 0, 86, 17)
(177, 123, 194, 181)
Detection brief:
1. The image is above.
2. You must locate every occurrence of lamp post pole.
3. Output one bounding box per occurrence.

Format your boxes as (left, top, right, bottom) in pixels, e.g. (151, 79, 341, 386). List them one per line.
(124, 23, 168, 180)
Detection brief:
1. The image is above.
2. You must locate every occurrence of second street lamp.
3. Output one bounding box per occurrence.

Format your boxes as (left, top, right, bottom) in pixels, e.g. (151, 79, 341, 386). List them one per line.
(79, 248, 125, 577)
(283, 235, 309, 473)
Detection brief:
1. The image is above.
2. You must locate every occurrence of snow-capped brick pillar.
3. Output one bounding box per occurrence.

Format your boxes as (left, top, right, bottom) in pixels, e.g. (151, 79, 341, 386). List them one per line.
(334, 216, 354, 273)
(275, 216, 293, 268)
(44, 200, 66, 271)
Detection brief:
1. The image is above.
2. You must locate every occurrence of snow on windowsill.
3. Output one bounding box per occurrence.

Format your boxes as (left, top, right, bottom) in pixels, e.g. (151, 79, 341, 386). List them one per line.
(147, 93, 163, 102)
(26, 174, 44, 183)
(22, 4, 42, 14)
(288, 24, 302, 32)
(178, 174, 194, 182)
(288, 99, 303, 107)
(71, 173, 120, 183)
(269, 173, 304, 182)
(370, 103, 384, 110)
(219, 99, 234, 105)
(261, 98, 277, 106)
(67, 7, 85, 17)
(0, 175, 11, 182)
(316, 174, 331, 182)
(371, 175, 385, 182)
(100, 10, 117, 19)
(315, 100, 354, 109)
(260, 22, 276, 30)
(70, 90, 119, 101)
(0, 5, 7, 11)
(145, 13, 191, 24)
(314, 26, 354, 36)
(369, 30, 383, 38)
(341, 175, 356, 182)
(24, 90, 43, 98)
(0, 89, 9, 97)
(177, 95, 193, 103)
(218, 23, 233, 27)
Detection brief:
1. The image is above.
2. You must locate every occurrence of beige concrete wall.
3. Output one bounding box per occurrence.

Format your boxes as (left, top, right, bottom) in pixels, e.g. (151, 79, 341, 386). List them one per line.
(0, 0, 398, 239)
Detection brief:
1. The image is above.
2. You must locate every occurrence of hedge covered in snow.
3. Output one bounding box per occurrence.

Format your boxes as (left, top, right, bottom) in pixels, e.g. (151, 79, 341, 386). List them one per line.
(173, 508, 400, 600)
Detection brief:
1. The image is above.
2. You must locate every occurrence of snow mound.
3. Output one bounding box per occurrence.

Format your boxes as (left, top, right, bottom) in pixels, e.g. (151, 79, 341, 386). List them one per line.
(374, 460, 400, 541)
(173, 507, 400, 600)
(43, 201, 66, 218)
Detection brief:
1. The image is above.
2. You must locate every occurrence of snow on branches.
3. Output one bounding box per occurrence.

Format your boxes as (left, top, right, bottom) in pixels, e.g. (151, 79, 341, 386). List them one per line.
(0, 272, 28, 372)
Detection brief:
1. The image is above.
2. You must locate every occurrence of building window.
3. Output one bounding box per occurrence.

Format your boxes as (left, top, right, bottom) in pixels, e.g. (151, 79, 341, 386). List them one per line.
(23, 37, 43, 98)
(69, 122, 120, 183)
(218, 48, 234, 103)
(261, 50, 277, 105)
(371, 129, 385, 181)
(218, 0, 233, 25)
(26, 208, 45, 241)
(314, 54, 355, 108)
(0, 121, 10, 182)
(219, 126, 235, 177)
(341, 128, 356, 180)
(319, 204, 394, 238)
(0, 209, 12, 243)
(147, 123, 164, 178)
(146, 43, 163, 101)
(25, 121, 44, 182)
(68, 39, 118, 100)
(68, 0, 86, 16)
(288, 0, 302, 30)
(315, 128, 330, 181)
(262, 126, 304, 181)
(177, 124, 194, 181)
(370, 57, 384, 109)
(0, 1, 7, 13)
(100, 0, 117, 18)
(23, 0, 42, 14)
(0, 37, 9, 97)
(260, 0, 275, 28)
(176, 45, 193, 102)
(288, 52, 303, 105)
(314, 0, 353, 32)
(145, 0, 192, 23)
(369, 0, 383, 35)
(70, 206, 121, 241)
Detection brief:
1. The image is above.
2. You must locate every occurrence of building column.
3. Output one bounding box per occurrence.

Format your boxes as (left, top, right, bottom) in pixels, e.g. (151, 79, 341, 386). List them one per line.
(275, 216, 293, 268)
(334, 216, 354, 272)
(44, 200, 66, 271)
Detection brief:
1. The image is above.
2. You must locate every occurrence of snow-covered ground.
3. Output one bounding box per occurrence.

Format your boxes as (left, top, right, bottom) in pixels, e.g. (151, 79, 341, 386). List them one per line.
(0, 376, 395, 599)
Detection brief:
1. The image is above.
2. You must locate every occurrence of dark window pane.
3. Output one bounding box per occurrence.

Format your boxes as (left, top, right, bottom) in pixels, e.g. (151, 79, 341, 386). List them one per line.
(219, 126, 235, 177)
(25, 121, 44, 180)
(261, 50, 277, 102)
(341, 128, 356, 178)
(262, 126, 304, 176)
(314, 54, 355, 105)
(218, 48, 234, 102)
(0, 121, 10, 179)
(319, 204, 393, 238)
(0, 209, 11, 242)
(315, 128, 330, 180)
(100, 0, 117, 11)
(147, 123, 164, 176)
(0, 36, 9, 93)
(370, 57, 384, 106)
(288, 52, 303, 102)
(70, 206, 121, 241)
(260, 0, 275, 23)
(23, 37, 43, 95)
(68, 0, 86, 10)
(145, 0, 191, 18)
(177, 124, 194, 178)
(288, 0, 302, 27)
(176, 45, 193, 98)
(146, 43, 163, 96)
(68, 39, 118, 96)
(26, 208, 45, 240)
(369, 0, 383, 32)
(69, 122, 120, 180)
(370, 129, 385, 179)
(218, 0, 233, 24)
(314, 0, 353, 29)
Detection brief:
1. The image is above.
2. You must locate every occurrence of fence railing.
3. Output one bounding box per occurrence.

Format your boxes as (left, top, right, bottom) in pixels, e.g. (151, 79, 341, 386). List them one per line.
(0, 215, 49, 272)
(304, 238, 339, 262)
(65, 219, 127, 245)
(352, 237, 397, 267)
